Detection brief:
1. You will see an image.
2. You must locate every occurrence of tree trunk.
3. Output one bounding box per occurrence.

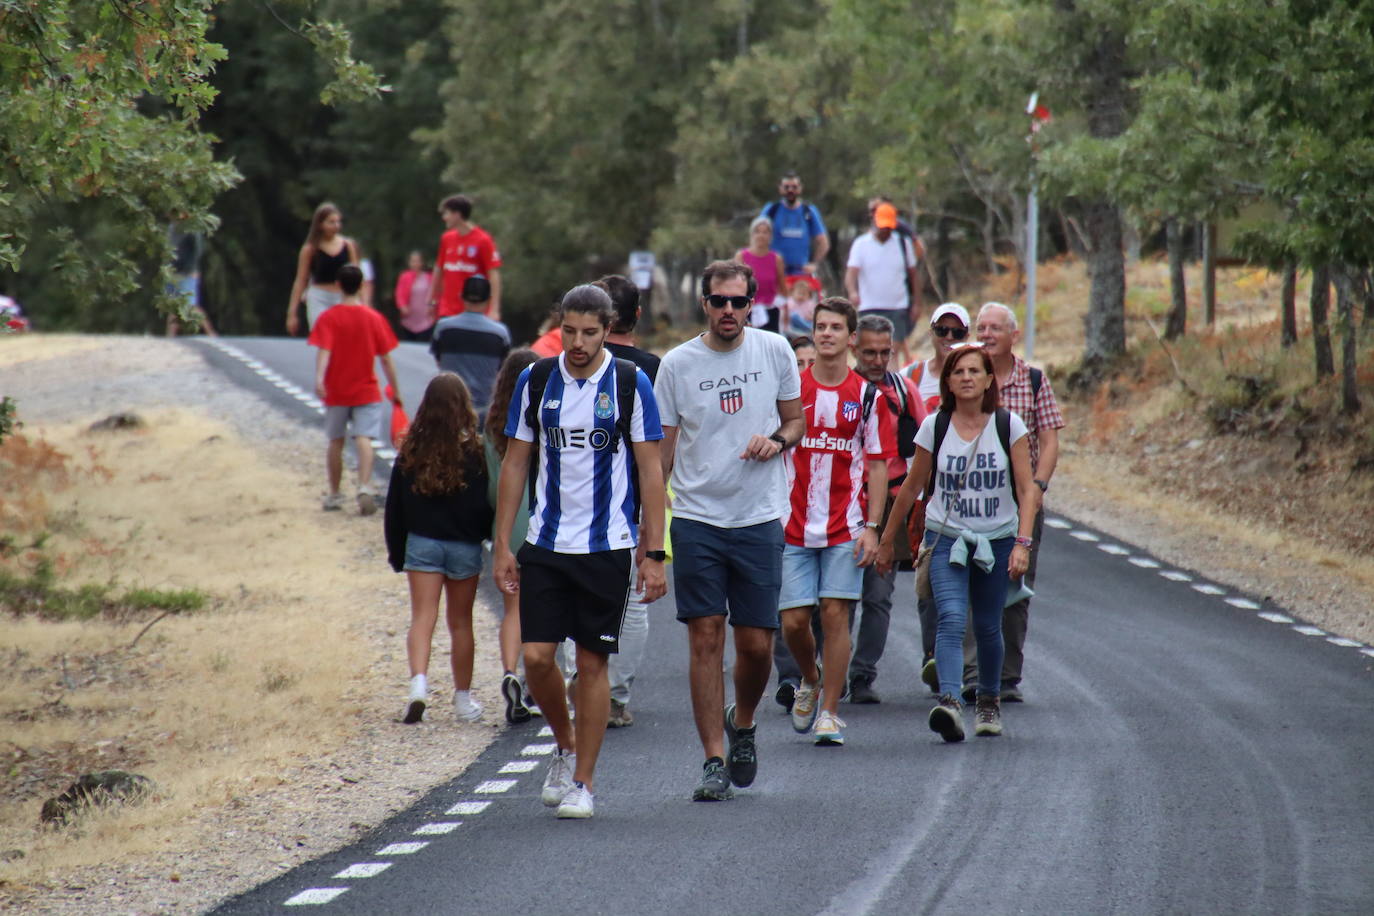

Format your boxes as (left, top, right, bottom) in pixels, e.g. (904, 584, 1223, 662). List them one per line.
(1076, 18, 1129, 372)
(1360, 269, 1374, 334)
(1310, 264, 1334, 377)
(936, 215, 952, 300)
(1280, 264, 1297, 347)
(1201, 222, 1216, 326)
(1333, 267, 1361, 413)
(1164, 218, 1186, 340)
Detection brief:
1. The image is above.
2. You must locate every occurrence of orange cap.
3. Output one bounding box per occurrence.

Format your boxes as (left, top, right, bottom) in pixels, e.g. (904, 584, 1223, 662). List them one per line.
(873, 203, 898, 229)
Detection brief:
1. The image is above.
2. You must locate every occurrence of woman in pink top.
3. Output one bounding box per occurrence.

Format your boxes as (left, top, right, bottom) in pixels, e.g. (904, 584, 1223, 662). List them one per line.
(736, 217, 786, 333)
(395, 251, 436, 341)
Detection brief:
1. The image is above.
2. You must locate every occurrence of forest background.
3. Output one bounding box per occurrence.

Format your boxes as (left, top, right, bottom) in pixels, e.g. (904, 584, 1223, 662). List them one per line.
(1, 0, 1372, 403)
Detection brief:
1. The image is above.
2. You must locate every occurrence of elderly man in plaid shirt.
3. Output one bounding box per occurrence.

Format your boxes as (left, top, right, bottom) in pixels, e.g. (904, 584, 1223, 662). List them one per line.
(961, 302, 1065, 703)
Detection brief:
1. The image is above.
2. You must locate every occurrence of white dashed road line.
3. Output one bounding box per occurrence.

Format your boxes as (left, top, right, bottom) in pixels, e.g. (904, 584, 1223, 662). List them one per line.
(1191, 584, 1226, 595)
(1259, 612, 1294, 624)
(473, 779, 519, 794)
(447, 800, 492, 815)
(333, 863, 391, 879)
(1128, 557, 1161, 568)
(499, 760, 540, 774)
(1292, 626, 1327, 637)
(1097, 544, 1130, 555)
(1159, 570, 1193, 582)
(413, 822, 461, 835)
(521, 743, 557, 756)
(375, 841, 429, 855)
(1226, 598, 1261, 610)
(1069, 530, 1100, 542)
(284, 888, 349, 906)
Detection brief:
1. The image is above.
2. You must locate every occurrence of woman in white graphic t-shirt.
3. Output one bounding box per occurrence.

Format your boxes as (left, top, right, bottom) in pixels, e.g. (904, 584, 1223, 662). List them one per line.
(876, 343, 1037, 742)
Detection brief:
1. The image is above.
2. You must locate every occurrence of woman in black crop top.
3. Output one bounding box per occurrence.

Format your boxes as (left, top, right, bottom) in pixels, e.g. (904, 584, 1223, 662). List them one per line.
(286, 202, 359, 336)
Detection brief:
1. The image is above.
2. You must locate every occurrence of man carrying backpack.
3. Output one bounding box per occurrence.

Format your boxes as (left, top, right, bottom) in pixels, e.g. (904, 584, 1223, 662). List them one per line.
(759, 171, 830, 276)
(847, 314, 926, 704)
(961, 301, 1064, 704)
(492, 284, 667, 819)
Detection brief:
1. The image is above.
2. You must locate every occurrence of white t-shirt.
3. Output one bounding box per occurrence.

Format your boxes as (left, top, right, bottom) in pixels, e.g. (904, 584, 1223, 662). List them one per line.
(914, 358, 940, 407)
(655, 329, 802, 527)
(847, 231, 917, 311)
(915, 411, 1027, 534)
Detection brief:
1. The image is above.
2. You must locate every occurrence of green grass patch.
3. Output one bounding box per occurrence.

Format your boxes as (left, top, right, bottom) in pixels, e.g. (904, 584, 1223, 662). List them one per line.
(0, 561, 209, 621)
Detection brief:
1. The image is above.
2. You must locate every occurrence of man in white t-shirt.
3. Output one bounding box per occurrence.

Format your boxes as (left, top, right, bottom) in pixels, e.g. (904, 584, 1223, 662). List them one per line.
(845, 203, 920, 367)
(899, 302, 971, 691)
(655, 260, 803, 802)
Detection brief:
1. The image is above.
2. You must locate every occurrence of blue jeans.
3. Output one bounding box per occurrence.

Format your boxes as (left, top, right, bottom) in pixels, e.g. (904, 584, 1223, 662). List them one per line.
(927, 532, 1012, 700)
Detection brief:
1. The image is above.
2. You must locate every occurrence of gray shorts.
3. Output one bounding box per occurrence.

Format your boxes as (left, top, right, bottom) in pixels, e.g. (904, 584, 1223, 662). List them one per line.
(324, 402, 385, 441)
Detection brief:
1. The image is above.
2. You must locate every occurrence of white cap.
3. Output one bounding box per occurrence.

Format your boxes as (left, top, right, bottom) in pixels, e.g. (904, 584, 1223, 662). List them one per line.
(929, 302, 969, 328)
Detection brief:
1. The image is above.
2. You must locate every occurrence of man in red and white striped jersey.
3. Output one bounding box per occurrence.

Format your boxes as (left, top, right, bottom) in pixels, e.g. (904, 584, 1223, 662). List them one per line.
(778, 297, 893, 747)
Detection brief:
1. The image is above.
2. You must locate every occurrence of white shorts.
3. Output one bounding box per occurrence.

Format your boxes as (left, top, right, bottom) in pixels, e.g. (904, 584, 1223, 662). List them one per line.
(305, 286, 337, 329)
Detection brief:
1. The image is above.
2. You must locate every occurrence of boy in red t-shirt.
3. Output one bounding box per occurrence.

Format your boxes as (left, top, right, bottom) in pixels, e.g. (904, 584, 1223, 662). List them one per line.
(308, 264, 401, 515)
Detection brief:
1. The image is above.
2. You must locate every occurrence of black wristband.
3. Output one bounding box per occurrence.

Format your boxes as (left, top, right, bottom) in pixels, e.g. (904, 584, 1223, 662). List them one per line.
(644, 550, 667, 562)
(768, 433, 787, 448)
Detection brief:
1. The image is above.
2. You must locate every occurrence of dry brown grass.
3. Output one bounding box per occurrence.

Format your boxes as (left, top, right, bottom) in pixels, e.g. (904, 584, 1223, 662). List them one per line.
(0, 357, 406, 885)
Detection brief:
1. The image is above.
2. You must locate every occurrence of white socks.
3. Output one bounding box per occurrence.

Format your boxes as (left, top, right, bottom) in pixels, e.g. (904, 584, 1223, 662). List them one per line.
(409, 673, 427, 701)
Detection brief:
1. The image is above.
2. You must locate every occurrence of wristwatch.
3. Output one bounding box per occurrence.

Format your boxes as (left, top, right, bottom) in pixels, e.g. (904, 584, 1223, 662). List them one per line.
(644, 550, 667, 562)
(865, 522, 882, 532)
(1034, 479, 1049, 492)
(768, 433, 787, 448)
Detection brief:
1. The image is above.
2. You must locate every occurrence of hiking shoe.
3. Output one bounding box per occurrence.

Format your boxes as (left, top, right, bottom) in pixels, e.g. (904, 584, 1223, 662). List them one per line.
(692, 757, 734, 801)
(723, 704, 757, 787)
(453, 690, 483, 723)
(813, 710, 846, 746)
(929, 695, 965, 743)
(848, 678, 881, 704)
(960, 684, 977, 704)
(556, 782, 594, 819)
(321, 491, 345, 511)
(975, 696, 1003, 737)
(608, 699, 634, 728)
(356, 486, 377, 516)
(502, 672, 531, 724)
(775, 679, 798, 712)
(1000, 683, 1024, 703)
(791, 680, 820, 734)
(921, 656, 939, 694)
(541, 750, 576, 806)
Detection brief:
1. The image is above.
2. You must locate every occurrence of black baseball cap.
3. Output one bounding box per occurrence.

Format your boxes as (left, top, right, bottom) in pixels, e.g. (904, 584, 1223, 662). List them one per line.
(462, 275, 491, 303)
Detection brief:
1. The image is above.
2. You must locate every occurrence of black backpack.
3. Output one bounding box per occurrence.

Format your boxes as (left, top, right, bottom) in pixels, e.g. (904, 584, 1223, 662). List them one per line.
(521, 355, 640, 509)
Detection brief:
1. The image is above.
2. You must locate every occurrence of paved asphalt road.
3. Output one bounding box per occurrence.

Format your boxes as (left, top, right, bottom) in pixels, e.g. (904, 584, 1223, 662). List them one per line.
(194, 338, 1374, 915)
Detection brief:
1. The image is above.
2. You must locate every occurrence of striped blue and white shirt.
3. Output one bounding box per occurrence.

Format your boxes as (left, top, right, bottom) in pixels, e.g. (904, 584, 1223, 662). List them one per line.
(506, 351, 663, 554)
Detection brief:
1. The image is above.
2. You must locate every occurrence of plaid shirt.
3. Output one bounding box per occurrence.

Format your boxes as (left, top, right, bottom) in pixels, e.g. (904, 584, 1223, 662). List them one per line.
(1000, 356, 1065, 473)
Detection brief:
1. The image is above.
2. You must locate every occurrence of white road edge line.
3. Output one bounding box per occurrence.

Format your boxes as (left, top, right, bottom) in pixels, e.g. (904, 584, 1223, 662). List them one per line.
(1069, 530, 1100, 542)
(375, 841, 429, 855)
(1327, 637, 1363, 648)
(413, 822, 461, 835)
(1044, 517, 1071, 529)
(1191, 584, 1226, 595)
(521, 743, 557, 756)
(499, 760, 540, 773)
(1258, 612, 1294, 624)
(1292, 625, 1326, 637)
(1226, 598, 1261, 609)
(1159, 570, 1192, 582)
(284, 888, 349, 906)
(333, 863, 391, 879)
(1361, 648, 1374, 659)
(446, 801, 491, 815)
(1128, 557, 1161, 568)
(473, 779, 519, 794)
(537, 725, 554, 737)
(1097, 544, 1130, 555)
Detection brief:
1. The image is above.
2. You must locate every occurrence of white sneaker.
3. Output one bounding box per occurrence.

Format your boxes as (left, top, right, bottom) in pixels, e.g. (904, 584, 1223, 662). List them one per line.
(403, 675, 427, 724)
(791, 680, 820, 733)
(356, 485, 377, 516)
(813, 710, 846, 746)
(321, 491, 345, 511)
(453, 690, 483, 722)
(541, 750, 576, 807)
(556, 782, 594, 819)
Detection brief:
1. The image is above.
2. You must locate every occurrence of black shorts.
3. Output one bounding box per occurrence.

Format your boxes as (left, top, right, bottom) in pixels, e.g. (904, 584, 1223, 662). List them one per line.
(517, 543, 632, 654)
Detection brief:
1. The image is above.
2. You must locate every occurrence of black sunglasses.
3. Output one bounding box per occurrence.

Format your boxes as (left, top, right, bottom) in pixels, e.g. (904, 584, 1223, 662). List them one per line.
(933, 326, 969, 339)
(705, 294, 752, 310)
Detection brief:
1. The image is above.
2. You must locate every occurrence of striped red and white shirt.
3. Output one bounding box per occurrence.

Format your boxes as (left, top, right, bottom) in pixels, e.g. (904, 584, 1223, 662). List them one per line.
(784, 368, 895, 548)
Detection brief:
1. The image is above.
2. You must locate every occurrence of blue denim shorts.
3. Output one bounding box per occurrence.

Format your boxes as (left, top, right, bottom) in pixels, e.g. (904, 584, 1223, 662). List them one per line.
(671, 517, 783, 629)
(779, 541, 864, 610)
(403, 534, 484, 580)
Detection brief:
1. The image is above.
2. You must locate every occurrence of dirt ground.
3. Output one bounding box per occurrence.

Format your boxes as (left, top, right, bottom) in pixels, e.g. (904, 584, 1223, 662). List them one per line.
(0, 336, 504, 914)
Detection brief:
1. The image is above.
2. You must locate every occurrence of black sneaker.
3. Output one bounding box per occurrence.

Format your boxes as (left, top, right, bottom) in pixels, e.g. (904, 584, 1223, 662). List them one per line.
(848, 678, 881, 704)
(502, 672, 531, 724)
(1000, 682, 1024, 703)
(960, 684, 977, 704)
(775, 679, 798, 712)
(692, 757, 734, 801)
(723, 704, 757, 788)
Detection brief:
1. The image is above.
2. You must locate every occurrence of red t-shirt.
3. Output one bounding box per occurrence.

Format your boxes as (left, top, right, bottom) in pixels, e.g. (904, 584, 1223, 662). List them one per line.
(784, 368, 895, 547)
(435, 225, 502, 317)
(308, 304, 399, 407)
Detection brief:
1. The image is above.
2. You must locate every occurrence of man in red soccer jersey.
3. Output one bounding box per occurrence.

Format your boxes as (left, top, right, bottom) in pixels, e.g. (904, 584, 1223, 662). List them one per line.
(309, 264, 401, 515)
(778, 296, 893, 747)
(430, 194, 503, 321)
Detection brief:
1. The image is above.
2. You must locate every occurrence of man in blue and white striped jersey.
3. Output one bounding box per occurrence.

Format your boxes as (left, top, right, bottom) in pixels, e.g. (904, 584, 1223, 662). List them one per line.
(492, 284, 667, 820)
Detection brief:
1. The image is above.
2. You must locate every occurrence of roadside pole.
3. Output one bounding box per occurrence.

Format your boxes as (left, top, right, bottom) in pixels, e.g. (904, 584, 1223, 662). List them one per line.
(1024, 92, 1050, 362)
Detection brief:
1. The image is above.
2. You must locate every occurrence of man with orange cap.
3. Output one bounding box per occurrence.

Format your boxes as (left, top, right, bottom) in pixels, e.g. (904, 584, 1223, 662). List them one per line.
(845, 201, 922, 368)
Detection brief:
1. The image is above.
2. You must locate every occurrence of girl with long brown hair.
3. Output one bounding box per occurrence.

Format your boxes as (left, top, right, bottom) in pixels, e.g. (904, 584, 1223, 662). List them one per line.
(384, 372, 492, 723)
(285, 202, 360, 336)
(484, 348, 539, 723)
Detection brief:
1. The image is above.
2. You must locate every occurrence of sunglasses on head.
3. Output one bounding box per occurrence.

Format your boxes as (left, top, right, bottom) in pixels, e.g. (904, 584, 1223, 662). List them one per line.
(705, 294, 752, 310)
(933, 326, 969, 339)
